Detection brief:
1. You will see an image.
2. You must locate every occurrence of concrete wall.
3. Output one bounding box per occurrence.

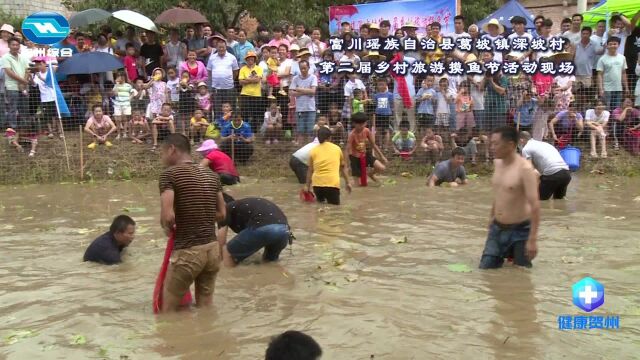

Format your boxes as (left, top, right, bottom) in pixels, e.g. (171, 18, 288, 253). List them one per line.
(518, 0, 600, 32)
(1, 0, 68, 19)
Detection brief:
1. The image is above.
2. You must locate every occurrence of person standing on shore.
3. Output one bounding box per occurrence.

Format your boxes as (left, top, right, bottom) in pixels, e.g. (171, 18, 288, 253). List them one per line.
(479, 127, 540, 269)
(158, 134, 226, 312)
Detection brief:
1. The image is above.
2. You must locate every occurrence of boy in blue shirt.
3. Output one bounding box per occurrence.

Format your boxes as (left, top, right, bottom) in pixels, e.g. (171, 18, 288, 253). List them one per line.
(373, 78, 394, 150)
(415, 75, 436, 137)
(220, 113, 254, 163)
(516, 90, 537, 134)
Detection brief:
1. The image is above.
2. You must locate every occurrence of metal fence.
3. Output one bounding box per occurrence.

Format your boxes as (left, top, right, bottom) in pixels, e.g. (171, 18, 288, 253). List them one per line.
(1, 66, 639, 184)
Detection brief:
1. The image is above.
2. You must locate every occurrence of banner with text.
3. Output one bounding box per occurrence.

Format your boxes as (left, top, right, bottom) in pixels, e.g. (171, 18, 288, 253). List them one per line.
(329, 0, 457, 36)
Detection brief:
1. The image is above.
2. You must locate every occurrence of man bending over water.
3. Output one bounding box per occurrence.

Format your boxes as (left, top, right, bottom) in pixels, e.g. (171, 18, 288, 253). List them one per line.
(480, 127, 540, 269)
(83, 215, 136, 265)
(159, 134, 226, 311)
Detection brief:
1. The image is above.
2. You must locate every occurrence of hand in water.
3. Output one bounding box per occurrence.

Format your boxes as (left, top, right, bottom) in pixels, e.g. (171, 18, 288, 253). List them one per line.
(526, 241, 538, 260)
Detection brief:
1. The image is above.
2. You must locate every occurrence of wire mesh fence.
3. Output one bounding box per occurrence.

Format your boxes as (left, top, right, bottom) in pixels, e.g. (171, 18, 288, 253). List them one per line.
(1, 36, 639, 184)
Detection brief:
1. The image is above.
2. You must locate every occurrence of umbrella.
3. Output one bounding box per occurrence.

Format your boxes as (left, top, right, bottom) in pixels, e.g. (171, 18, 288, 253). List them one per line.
(155, 8, 208, 25)
(69, 8, 112, 28)
(113, 10, 159, 33)
(56, 52, 123, 75)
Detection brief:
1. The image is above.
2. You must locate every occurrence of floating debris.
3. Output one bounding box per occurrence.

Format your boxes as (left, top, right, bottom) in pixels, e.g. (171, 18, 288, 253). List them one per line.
(70, 334, 86, 345)
(400, 172, 413, 178)
(561, 256, 584, 264)
(390, 236, 408, 244)
(122, 207, 147, 213)
(446, 263, 472, 273)
(5, 330, 37, 345)
(344, 274, 359, 283)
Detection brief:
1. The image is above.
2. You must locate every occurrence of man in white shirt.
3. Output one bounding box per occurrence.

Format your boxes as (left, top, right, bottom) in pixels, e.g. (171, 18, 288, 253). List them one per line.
(450, 15, 471, 61)
(562, 13, 583, 45)
(207, 41, 239, 117)
(591, 20, 607, 70)
(482, 19, 504, 63)
(507, 16, 533, 62)
(604, 14, 635, 55)
(519, 131, 571, 200)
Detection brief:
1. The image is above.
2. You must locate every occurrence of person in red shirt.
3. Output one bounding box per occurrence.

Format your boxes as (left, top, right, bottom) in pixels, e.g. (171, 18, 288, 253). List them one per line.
(197, 139, 240, 185)
(347, 112, 387, 182)
(123, 43, 139, 82)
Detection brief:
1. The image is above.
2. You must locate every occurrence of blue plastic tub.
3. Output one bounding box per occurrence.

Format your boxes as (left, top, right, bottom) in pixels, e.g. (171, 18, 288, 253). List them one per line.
(560, 146, 581, 171)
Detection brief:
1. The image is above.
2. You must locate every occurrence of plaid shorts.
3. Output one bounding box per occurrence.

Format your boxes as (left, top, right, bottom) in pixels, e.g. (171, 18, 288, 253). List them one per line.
(435, 113, 450, 127)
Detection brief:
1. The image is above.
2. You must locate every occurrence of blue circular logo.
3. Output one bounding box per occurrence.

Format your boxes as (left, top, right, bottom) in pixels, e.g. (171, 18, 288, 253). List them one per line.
(22, 12, 70, 45)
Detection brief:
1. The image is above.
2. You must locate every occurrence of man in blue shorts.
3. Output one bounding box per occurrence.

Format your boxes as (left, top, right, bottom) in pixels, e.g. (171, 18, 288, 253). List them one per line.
(480, 127, 540, 269)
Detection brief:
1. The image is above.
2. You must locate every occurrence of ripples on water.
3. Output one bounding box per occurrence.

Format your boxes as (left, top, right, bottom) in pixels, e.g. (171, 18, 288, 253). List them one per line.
(0, 177, 639, 359)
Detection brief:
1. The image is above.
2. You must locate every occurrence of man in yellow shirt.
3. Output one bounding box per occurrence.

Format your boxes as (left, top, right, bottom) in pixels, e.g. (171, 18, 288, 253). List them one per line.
(305, 127, 353, 205)
(238, 51, 264, 131)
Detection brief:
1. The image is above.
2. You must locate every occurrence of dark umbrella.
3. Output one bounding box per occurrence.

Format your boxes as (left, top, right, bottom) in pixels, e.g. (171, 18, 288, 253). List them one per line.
(69, 8, 112, 28)
(56, 52, 123, 75)
(155, 8, 208, 25)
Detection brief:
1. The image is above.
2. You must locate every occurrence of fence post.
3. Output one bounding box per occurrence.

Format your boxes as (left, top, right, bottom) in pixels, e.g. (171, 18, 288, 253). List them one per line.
(79, 125, 84, 181)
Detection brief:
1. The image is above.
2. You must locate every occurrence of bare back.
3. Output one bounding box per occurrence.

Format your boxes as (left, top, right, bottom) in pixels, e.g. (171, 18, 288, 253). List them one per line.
(491, 156, 536, 224)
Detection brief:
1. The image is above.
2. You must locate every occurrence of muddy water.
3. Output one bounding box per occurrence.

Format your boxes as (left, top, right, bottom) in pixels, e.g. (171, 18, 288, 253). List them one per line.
(0, 176, 639, 359)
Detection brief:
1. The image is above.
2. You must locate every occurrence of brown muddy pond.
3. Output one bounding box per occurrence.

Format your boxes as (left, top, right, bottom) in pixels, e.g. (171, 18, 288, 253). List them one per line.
(0, 176, 639, 359)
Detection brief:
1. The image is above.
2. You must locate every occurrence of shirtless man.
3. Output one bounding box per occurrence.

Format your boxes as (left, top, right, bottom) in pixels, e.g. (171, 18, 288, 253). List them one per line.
(479, 127, 540, 269)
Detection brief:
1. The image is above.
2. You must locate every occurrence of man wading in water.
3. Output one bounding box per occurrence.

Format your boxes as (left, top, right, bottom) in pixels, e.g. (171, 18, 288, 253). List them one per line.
(159, 134, 226, 311)
(480, 127, 540, 269)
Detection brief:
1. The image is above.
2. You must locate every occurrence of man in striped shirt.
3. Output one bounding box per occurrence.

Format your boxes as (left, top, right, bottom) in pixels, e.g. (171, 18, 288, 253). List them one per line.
(159, 134, 226, 312)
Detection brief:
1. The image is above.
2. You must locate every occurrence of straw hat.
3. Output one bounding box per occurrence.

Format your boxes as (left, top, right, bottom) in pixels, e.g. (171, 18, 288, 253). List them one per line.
(464, 53, 478, 63)
(289, 44, 301, 52)
(296, 49, 311, 58)
(550, 51, 573, 62)
(401, 22, 418, 29)
(363, 51, 386, 61)
(482, 19, 504, 34)
(244, 50, 258, 60)
(208, 34, 227, 47)
(0, 24, 14, 34)
(196, 139, 218, 153)
(369, 23, 380, 31)
(197, 81, 207, 88)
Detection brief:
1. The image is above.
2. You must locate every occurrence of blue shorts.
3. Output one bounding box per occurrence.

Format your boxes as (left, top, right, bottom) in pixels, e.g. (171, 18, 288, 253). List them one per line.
(226, 223, 289, 263)
(296, 111, 317, 135)
(479, 220, 532, 269)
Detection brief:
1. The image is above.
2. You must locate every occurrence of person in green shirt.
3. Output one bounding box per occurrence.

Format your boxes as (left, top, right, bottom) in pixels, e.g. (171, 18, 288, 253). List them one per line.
(392, 121, 417, 156)
(351, 88, 368, 114)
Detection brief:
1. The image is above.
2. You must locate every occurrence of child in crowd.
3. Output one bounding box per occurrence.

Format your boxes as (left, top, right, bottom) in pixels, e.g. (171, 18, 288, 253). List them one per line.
(123, 43, 139, 83)
(451, 131, 479, 165)
(347, 112, 387, 183)
(420, 127, 444, 163)
(129, 109, 150, 144)
(553, 72, 575, 112)
(217, 102, 234, 128)
(166, 67, 180, 107)
(144, 68, 168, 121)
(435, 77, 455, 135)
(177, 72, 196, 135)
(585, 99, 610, 158)
(195, 81, 211, 115)
(392, 121, 417, 157)
(84, 104, 117, 149)
(515, 90, 537, 134)
(262, 101, 283, 144)
(82, 80, 103, 120)
(266, 46, 280, 99)
(151, 103, 176, 151)
(112, 72, 134, 140)
(5, 127, 39, 157)
(373, 78, 393, 150)
(327, 102, 346, 145)
(130, 77, 148, 114)
(342, 72, 367, 123)
(455, 81, 475, 135)
(32, 60, 59, 139)
(190, 108, 209, 143)
(351, 88, 367, 115)
(416, 76, 436, 136)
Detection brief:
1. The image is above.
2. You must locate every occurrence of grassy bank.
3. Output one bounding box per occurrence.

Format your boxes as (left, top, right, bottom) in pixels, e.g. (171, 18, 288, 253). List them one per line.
(1, 132, 639, 184)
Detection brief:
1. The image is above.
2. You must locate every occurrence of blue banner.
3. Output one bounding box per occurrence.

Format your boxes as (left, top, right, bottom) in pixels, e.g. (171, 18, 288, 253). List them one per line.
(45, 63, 70, 117)
(329, 0, 458, 36)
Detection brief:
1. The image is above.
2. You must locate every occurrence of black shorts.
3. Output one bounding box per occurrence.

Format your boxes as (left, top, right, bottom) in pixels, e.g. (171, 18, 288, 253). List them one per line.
(41, 101, 56, 120)
(417, 113, 435, 129)
(539, 169, 572, 200)
(313, 186, 341, 205)
(289, 155, 308, 184)
(374, 115, 392, 132)
(349, 153, 375, 177)
(156, 126, 170, 141)
(219, 173, 240, 186)
(375, 115, 391, 131)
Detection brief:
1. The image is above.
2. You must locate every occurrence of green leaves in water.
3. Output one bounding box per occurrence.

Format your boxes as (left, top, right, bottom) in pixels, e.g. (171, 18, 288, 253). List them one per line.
(5, 330, 37, 345)
(122, 207, 147, 213)
(467, 174, 479, 180)
(446, 263, 472, 273)
(70, 334, 86, 345)
(390, 236, 408, 244)
(384, 178, 397, 186)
